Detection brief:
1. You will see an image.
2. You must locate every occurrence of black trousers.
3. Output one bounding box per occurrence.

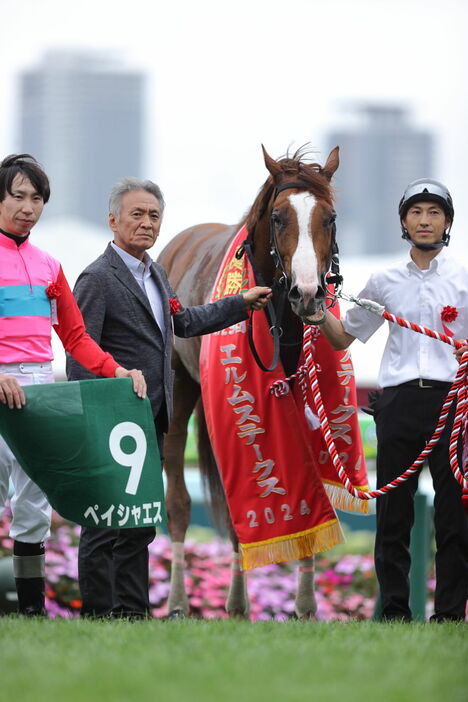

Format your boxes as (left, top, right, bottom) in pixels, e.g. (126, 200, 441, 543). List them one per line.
(78, 524, 156, 617)
(374, 385, 467, 620)
(78, 420, 164, 618)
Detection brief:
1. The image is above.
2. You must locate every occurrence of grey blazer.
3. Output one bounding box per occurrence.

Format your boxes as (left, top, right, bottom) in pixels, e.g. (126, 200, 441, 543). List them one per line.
(66, 243, 248, 430)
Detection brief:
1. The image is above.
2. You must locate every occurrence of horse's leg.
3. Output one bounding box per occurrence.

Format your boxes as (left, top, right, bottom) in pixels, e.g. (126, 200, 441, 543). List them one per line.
(295, 556, 317, 619)
(164, 354, 200, 617)
(225, 524, 250, 619)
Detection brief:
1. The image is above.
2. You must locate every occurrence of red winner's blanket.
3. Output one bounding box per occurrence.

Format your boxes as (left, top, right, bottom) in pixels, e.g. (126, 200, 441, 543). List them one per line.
(201, 226, 367, 570)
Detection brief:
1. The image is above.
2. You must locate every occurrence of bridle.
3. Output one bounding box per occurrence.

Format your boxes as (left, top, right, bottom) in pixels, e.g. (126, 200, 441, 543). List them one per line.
(238, 181, 343, 372)
(269, 181, 343, 294)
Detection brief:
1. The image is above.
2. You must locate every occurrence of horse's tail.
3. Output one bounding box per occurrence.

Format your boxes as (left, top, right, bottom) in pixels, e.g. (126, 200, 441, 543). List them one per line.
(196, 399, 230, 534)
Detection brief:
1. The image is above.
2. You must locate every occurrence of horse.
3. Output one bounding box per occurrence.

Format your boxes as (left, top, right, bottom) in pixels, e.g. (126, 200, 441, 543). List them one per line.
(158, 145, 340, 619)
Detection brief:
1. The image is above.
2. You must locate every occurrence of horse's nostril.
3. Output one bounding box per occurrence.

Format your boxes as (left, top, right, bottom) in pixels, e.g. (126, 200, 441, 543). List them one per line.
(316, 286, 326, 300)
(287, 285, 301, 303)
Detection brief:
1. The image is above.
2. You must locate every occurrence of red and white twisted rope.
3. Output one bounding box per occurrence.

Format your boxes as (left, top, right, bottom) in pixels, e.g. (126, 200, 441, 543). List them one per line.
(270, 296, 468, 501)
(270, 328, 320, 427)
(381, 308, 468, 492)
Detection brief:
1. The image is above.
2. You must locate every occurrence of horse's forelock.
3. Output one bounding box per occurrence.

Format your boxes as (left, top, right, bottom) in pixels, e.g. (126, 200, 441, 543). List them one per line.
(295, 161, 334, 206)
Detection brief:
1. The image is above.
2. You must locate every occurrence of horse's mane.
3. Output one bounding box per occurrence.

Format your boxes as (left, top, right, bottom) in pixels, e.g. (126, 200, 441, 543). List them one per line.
(242, 146, 334, 236)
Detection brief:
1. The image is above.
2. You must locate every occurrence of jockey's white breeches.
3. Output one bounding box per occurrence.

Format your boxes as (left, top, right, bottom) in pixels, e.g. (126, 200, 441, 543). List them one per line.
(0, 362, 54, 542)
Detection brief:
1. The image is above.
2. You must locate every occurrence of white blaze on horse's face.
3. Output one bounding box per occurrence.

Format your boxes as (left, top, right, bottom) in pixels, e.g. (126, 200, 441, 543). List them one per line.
(289, 192, 320, 306)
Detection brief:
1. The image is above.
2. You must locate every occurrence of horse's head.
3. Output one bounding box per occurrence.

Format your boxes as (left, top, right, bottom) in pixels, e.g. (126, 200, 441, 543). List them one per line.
(246, 145, 340, 324)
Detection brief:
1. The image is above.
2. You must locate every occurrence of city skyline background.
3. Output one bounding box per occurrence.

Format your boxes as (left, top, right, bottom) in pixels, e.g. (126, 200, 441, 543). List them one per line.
(1, 0, 467, 256)
(17, 49, 436, 256)
(19, 50, 144, 227)
(327, 105, 433, 256)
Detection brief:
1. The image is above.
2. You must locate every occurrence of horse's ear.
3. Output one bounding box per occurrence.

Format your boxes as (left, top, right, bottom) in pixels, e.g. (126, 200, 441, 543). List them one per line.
(322, 146, 340, 181)
(262, 144, 282, 179)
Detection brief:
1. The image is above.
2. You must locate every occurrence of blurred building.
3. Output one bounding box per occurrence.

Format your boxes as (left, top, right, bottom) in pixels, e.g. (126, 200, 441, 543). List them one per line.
(327, 105, 434, 256)
(19, 50, 144, 228)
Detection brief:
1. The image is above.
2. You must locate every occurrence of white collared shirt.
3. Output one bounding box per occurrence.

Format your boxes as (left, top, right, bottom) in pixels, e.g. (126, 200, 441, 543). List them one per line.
(111, 242, 166, 337)
(343, 247, 468, 388)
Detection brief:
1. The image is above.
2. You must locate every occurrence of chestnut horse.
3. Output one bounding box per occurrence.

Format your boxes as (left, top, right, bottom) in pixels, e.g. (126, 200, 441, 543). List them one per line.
(158, 145, 340, 619)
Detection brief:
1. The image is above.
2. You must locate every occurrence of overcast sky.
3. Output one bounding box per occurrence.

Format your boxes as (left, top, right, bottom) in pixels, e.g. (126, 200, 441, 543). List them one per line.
(1, 0, 467, 255)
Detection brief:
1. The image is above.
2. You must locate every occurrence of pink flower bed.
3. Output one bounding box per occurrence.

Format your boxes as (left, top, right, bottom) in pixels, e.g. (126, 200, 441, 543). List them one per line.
(0, 507, 434, 620)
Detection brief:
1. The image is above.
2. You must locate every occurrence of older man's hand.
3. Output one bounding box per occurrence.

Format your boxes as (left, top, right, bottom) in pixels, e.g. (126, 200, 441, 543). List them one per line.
(115, 367, 147, 399)
(455, 344, 468, 363)
(0, 374, 26, 409)
(243, 286, 272, 311)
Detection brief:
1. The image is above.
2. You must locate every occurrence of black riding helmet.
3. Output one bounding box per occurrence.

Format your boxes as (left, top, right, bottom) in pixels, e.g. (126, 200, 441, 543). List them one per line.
(399, 178, 454, 250)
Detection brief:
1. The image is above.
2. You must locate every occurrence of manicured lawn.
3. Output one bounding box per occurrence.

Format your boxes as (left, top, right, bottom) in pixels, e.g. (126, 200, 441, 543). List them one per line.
(0, 617, 465, 702)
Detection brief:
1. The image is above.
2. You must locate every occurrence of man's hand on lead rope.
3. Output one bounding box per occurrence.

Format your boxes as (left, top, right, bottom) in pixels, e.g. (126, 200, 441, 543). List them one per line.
(455, 344, 468, 363)
(243, 286, 272, 311)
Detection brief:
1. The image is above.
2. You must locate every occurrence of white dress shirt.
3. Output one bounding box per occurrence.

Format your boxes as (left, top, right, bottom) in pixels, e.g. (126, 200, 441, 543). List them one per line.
(111, 242, 166, 337)
(343, 247, 468, 388)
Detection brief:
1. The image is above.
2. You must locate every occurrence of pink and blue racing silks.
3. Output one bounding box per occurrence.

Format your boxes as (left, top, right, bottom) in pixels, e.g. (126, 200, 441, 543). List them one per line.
(0, 232, 118, 376)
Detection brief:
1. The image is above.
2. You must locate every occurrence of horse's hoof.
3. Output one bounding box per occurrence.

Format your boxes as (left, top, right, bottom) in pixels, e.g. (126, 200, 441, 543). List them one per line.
(166, 608, 186, 620)
(296, 611, 317, 621)
(227, 610, 250, 620)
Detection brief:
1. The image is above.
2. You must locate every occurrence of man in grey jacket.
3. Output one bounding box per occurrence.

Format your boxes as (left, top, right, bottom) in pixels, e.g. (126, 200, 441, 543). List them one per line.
(67, 177, 271, 619)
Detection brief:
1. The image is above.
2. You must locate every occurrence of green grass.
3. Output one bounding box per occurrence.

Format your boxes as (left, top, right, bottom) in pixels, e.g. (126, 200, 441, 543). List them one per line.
(0, 618, 466, 702)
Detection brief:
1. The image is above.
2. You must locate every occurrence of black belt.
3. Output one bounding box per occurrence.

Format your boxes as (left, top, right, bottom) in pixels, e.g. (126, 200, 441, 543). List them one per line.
(398, 378, 452, 389)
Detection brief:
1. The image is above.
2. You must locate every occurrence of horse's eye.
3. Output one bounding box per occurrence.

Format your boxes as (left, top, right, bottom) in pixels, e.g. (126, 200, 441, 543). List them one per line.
(326, 214, 336, 227)
(271, 212, 283, 227)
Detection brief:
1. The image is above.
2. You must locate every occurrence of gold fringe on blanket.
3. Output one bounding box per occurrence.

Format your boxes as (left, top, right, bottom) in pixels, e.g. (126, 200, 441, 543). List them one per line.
(324, 481, 370, 514)
(239, 518, 345, 571)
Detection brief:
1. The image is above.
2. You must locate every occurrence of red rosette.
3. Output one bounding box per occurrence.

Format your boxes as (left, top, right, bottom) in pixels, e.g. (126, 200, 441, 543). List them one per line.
(46, 282, 62, 299)
(441, 305, 458, 323)
(169, 297, 181, 316)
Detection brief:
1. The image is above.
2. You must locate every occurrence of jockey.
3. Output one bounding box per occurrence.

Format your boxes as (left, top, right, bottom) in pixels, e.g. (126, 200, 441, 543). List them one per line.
(319, 177, 468, 622)
(0, 154, 146, 616)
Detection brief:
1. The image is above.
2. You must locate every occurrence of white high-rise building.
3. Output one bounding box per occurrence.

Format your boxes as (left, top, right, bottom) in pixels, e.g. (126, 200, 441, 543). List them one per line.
(19, 50, 144, 228)
(327, 105, 434, 256)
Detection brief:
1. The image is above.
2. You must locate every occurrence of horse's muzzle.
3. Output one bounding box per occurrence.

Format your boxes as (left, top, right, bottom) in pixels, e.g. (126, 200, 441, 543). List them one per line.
(287, 284, 326, 324)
